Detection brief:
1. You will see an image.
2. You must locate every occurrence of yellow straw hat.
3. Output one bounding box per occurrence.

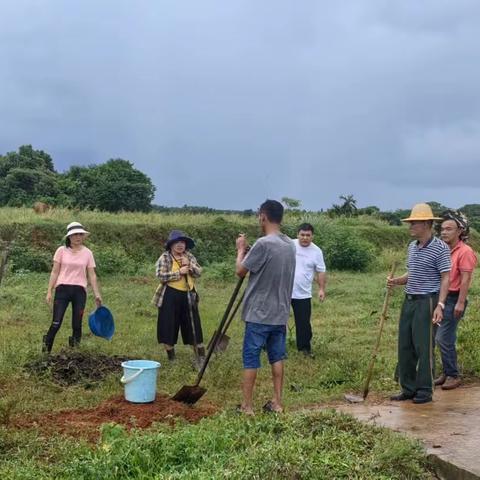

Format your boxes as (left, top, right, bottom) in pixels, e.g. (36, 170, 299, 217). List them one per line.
(402, 203, 442, 222)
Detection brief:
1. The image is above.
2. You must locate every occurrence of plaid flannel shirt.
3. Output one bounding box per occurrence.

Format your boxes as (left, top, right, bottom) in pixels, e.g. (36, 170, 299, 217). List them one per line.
(152, 251, 202, 307)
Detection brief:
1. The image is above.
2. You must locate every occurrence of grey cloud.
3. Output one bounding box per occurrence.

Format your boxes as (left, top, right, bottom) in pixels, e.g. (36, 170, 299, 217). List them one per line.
(1, 1, 479, 210)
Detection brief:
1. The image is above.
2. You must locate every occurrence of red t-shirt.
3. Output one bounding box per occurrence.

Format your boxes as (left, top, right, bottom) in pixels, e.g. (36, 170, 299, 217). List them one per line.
(449, 241, 477, 292)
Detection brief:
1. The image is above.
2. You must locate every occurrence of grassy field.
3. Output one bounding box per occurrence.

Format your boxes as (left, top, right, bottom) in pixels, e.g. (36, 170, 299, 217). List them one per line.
(1, 266, 479, 478)
(1, 208, 479, 478)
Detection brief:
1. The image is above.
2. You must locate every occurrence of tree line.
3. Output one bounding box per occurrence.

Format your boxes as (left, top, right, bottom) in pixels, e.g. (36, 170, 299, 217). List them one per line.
(1, 146, 478, 227)
(282, 195, 480, 231)
(0, 145, 155, 212)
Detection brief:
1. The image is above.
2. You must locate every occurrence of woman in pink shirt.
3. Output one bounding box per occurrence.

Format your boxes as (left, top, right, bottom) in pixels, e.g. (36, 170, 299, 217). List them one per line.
(42, 222, 102, 353)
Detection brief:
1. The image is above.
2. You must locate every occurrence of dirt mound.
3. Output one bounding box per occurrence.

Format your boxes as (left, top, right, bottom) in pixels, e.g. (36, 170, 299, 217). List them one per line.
(13, 394, 218, 442)
(24, 350, 130, 386)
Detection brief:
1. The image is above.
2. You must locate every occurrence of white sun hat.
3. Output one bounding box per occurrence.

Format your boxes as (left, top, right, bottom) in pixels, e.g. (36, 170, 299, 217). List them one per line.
(65, 222, 90, 237)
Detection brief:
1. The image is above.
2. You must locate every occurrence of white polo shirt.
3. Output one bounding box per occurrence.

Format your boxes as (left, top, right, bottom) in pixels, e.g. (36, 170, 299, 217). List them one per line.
(292, 239, 326, 300)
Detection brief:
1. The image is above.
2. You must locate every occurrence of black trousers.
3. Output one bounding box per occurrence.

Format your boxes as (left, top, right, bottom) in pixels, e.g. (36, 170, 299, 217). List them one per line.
(157, 286, 203, 346)
(291, 298, 312, 352)
(45, 284, 87, 345)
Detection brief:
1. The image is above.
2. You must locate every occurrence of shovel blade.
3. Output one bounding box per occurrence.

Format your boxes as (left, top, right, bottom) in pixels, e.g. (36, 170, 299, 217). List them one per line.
(172, 385, 207, 405)
(215, 334, 230, 352)
(344, 393, 365, 404)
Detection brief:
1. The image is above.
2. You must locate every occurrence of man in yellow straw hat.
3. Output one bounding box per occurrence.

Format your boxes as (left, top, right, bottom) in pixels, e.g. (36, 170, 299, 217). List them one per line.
(387, 203, 451, 404)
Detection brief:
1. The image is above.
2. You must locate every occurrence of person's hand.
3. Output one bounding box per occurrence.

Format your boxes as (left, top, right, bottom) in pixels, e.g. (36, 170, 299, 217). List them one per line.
(432, 305, 443, 325)
(46, 291, 52, 306)
(318, 289, 326, 302)
(179, 265, 189, 275)
(181, 257, 190, 267)
(236, 234, 248, 252)
(386, 276, 396, 288)
(454, 301, 465, 319)
(95, 295, 102, 308)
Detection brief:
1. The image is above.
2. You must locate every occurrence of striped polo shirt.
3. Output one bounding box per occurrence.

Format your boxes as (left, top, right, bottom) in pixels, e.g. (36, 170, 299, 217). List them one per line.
(405, 236, 451, 295)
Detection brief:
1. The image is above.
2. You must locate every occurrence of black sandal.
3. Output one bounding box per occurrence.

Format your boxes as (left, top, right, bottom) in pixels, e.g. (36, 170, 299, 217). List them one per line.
(262, 401, 283, 413)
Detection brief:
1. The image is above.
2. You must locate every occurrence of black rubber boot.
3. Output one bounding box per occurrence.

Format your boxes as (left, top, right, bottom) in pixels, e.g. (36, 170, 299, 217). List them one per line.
(42, 335, 52, 354)
(197, 346, 206, 358)
(167, 348, 175, 361)
(68, 336, 80, 348)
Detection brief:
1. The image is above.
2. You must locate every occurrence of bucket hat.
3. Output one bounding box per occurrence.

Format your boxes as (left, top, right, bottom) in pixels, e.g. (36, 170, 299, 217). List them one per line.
(88, 306, 115, 340)
(65, 221, 90, 237)
(402, 203, 442, 222)
(165, 230, 195, 250)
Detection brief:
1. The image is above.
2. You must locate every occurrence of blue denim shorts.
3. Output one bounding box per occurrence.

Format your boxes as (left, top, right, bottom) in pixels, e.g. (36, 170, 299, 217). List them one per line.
(242, 322, 287, 369)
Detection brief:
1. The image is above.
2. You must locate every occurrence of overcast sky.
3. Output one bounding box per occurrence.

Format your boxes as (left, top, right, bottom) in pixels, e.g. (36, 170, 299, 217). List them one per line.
(1, 1, 479, 211)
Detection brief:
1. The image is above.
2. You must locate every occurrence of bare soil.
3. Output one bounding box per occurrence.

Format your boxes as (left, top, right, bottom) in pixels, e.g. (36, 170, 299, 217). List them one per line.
(13, 394, 218, 443)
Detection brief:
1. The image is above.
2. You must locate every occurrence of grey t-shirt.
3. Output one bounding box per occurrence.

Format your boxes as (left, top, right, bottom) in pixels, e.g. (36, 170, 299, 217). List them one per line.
(241, 233, 296, 325)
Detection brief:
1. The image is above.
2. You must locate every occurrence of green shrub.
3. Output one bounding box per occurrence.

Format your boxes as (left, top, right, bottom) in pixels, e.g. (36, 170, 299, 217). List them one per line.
(9, 245, 52, 273)
(321, 228, 376, 271)
(203, 261, 237, 282)
(0, 208, 426, 274)
(92, 244, 137, 276)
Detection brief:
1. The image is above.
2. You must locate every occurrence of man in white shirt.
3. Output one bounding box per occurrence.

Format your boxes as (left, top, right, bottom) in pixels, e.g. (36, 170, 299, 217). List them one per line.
(291, 223, 327, 357)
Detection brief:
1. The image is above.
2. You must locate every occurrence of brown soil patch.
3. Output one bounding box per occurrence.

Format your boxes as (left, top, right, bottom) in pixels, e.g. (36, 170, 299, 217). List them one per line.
(13, 394, 218, 443)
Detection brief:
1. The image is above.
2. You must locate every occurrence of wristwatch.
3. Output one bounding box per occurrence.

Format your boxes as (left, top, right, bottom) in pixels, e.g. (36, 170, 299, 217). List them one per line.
(437, 301, 445, 310)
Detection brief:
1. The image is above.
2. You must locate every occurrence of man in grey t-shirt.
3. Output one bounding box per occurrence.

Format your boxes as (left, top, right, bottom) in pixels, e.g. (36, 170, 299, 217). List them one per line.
(236, 199, 296, 415)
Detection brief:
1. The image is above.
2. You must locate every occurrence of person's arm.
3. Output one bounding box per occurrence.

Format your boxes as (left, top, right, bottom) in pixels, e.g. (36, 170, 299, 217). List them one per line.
(236, 234, 249, 278)
(432, 271, 450, 325)
(316, 272, 326, 301)
(87, 267, 102, 308)
(455, 271, 473, 319)
(46, 261, 61, 305)
(187, 253, 202, 278)
(156, 254, 182, 283)
(387, 273, 408, 287)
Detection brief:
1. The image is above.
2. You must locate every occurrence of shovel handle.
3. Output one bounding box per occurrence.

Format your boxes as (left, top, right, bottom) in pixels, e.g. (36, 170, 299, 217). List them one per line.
(220, 290, 245, 338)
(207, 289, 246, 351)
(194, 276, 245, 386)
(362, 263, 397, 399)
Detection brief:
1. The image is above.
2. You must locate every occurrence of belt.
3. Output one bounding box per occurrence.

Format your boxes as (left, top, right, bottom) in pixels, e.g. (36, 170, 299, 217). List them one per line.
(405, 292, 438, 301)
(447, 291, 459, 298)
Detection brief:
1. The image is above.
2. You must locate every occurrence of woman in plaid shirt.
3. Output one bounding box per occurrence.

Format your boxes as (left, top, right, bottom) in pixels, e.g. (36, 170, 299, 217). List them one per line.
(153, 230, 205, 363)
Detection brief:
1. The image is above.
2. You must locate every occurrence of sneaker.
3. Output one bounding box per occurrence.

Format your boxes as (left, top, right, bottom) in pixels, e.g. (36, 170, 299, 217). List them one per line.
(434, 374, 446, 386)
(412, 396, 432, 404)
(441, 376, 461, 390)
(390, 392, 415, 401)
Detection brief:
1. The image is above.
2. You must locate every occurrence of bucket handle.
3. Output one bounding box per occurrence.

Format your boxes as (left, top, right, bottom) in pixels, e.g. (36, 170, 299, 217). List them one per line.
(120, 368, 144, 384)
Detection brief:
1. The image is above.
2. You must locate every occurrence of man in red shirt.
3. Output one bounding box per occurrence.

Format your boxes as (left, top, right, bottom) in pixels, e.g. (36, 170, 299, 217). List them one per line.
(435, 210, 477, 390)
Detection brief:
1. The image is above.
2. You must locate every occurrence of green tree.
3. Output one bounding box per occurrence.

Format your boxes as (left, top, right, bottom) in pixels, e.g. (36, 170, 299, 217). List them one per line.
(0, 145, 60, 206)
(328, 194, 358, 217)
(357, 205, 380, 216)
(426, 201, 449, 216)
(62, 159, 155, 212)
(281, 197, 302, 210)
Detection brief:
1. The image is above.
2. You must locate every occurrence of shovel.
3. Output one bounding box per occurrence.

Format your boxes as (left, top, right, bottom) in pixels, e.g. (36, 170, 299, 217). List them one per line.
(172, 276, 245, 404)
(344, 263, 397, 404)
(186, 286, 202, 369)
(207, 289, 245, 353)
